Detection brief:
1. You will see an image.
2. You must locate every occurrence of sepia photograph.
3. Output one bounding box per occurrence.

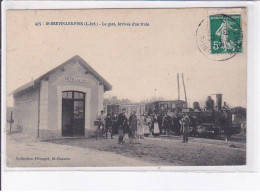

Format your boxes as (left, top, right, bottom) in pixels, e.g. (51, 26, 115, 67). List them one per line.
(5, 8, 247, 168)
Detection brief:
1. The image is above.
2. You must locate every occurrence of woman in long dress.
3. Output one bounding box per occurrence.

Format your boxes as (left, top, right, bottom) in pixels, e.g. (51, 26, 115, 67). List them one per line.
(137, 116, 145, 139)
(152, 115, 160, 136)
(143, 116, 151, 137)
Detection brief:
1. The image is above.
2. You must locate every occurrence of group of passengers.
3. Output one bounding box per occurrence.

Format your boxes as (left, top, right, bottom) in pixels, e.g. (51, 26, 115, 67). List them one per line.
(97, 107, 195, 144)
(97, 109, 152, 144)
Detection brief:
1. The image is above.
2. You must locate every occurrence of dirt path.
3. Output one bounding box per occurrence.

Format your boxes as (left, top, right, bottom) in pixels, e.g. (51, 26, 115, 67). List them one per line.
(6, 132, 155, 167)
(6, 132, 246, 167)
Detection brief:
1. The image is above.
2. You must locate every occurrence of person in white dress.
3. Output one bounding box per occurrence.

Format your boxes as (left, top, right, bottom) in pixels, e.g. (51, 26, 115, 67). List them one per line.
(152, 115, 160, 136)
(137, 116, 145, 139)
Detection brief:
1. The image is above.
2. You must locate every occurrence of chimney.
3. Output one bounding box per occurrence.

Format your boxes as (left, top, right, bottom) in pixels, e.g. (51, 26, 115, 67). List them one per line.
(216, 94, 222, 111)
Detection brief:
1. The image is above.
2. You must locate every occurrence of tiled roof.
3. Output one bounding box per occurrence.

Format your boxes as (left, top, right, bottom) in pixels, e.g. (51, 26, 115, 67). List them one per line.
(11, 55, 112, 95)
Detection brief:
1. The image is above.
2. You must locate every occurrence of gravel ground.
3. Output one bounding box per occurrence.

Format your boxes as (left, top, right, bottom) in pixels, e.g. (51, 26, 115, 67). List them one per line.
(6, 131, 246, 167)
(50, 135, 246, 166)
(6, 132, 154, 167)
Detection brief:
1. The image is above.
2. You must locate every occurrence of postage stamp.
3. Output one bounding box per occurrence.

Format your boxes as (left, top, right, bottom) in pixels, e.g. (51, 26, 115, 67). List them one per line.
(209, 14, 242, 54)
(196, 11, 244, 61)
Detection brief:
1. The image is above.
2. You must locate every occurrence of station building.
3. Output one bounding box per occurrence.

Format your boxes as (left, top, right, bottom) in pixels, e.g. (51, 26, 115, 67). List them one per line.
(11, 55, 112, 140)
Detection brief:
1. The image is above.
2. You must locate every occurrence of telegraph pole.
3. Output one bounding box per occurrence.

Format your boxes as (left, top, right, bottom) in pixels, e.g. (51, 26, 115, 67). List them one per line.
(177, 73, 180, 100)
(182, 73, 188, 108)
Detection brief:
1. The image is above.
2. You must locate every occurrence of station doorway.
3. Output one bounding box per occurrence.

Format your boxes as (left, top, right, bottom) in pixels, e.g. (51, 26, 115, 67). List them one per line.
(62, 91, 85, 137)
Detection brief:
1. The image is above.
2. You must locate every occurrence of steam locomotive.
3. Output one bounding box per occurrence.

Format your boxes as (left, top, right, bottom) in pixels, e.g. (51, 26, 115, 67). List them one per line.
(103, 96, 245, 139)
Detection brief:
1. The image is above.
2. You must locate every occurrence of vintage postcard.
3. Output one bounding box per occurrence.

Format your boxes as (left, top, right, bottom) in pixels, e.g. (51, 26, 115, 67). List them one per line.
(4, 7, 247, 168)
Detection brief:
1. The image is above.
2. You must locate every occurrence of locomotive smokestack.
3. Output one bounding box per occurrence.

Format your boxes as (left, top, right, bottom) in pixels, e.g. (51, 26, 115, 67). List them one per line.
(206, 96, 214, 110)
(216, 94, 222, 111)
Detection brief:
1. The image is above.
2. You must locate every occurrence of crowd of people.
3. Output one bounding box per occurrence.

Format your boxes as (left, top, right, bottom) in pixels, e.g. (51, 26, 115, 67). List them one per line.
(96, 108, 196, 144)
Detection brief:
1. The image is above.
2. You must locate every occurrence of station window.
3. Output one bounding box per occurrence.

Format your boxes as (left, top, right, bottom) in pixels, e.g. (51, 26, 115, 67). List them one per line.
(74, 92, 80, 99)
(68, 92, 73, 99)
(62, 91, 85, 100)
(62, 92, 67, 99)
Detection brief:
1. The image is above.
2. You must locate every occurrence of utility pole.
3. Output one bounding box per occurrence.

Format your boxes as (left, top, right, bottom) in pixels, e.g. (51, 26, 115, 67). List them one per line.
(7, 111, 14, 132)
(182, 73, 188, 108)
(177, 73, 180, 100)
(10, 111, 13, 131)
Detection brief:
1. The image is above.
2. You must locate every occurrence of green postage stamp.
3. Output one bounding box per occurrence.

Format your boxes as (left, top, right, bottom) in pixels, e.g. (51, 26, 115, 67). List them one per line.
(210, 14, 242, 54)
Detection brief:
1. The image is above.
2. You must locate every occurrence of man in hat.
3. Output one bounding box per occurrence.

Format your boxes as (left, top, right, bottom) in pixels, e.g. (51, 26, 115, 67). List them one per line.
(96, 110, 106, 137)
(111, 112, 118, 139)
(105, 113, 113, 139)
(162, 112, 171, 135)
(180, 114, 190, 143)
(117, 108, 128, 144)
(129, 111, 137, 140)
(173, 115, 181, 135)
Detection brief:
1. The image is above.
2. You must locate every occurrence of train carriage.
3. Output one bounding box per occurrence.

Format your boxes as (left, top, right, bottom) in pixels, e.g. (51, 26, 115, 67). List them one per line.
(104, 99, 244, 139)
(105, 103, 146, 117)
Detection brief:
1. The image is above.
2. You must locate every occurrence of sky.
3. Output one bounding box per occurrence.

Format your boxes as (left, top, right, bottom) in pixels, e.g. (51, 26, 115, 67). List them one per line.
(6, 8, 247, 108)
